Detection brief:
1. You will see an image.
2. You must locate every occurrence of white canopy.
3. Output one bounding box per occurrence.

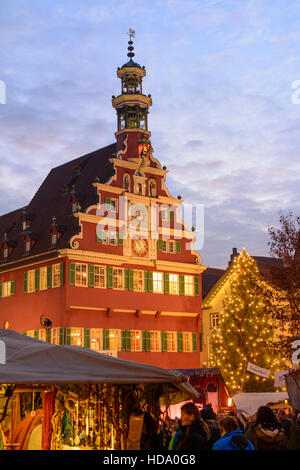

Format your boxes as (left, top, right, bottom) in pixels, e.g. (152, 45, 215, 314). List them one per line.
(0, 329, 199, 403)
(233, 392, 289, 417)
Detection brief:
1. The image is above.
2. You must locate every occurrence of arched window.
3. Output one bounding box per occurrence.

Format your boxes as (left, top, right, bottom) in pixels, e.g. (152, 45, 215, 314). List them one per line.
(123, 174, 130, 192)
(149, 180, 156, 197)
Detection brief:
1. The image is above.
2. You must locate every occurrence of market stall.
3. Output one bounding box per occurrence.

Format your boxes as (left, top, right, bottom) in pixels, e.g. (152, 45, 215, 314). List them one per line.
(0, 329, 199, 450)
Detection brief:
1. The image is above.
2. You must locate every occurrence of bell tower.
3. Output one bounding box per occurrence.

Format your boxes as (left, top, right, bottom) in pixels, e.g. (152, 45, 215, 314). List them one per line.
(112, 30, 152, 159)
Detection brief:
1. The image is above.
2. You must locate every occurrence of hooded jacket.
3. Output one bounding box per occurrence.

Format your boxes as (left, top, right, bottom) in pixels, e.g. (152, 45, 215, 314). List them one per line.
(212, 430, 254, 450)
(245, 423, 288, 450)
(172, 422, 207, 451)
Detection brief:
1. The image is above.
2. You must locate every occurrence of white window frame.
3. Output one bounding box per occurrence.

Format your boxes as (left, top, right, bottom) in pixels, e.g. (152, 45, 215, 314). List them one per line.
(133, 270, 144, 292)
(90, 328, 102, 351)
(109, 329, 121, 350)
(131, 330, 142, 351)
(184, 275, 194, 296)
(183, 332, 193, 352)
(75, 263, 88, 287)
(27, 270, 35, 293)
(153, 272, 163, 294)
(211, 313, 220, 329)
(150, 331, 161, 352)
(70, 327, 83, 347)
(169, 273, 179, 295)
(52, 263, 61, 288)
(2, 281, 12, 298)
(40, 266, 48, 291)
(113, 268, 124, 290)
(94, 266, 106, 288)
(167, 331, 177, 352)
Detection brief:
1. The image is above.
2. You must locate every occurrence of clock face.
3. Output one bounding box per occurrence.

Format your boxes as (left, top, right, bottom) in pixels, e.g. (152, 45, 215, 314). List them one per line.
(132, 238, 148, 257)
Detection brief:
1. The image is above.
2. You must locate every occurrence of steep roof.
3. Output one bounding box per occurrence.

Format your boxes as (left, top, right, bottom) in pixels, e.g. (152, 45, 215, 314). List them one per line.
(0, 143, 116, 267)
(202, 267, 226, 298)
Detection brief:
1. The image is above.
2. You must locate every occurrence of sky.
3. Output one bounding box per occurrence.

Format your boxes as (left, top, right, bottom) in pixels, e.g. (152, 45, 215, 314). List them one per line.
(0, 0, 300, 269)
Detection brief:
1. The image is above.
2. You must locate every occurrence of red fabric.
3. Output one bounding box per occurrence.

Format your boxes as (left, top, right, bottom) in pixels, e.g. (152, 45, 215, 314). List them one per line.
(42, 391, 55, 450)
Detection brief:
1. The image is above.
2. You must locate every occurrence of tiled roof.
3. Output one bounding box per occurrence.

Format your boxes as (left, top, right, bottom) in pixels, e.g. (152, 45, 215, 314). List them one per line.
(202, 267, 226, 298)
(0, 143, 116, 267)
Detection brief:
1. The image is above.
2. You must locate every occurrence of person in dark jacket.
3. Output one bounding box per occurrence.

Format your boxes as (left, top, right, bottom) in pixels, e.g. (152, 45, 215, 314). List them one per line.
(212, 416, 254, 450)
(277, 409, 291, 439)
(170, 402, 209, 451)
(200, 405, 221, 449)
(245, 406, 288, 450)
(139, 411, 162, 450)
(287, 410, 300, 450)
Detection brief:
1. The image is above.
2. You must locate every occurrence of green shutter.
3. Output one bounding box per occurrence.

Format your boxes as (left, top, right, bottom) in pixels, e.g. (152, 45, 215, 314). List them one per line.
(142, 331, 151, 351)
(105, 197, 111, 209)
(157, 239, 163, 251)
(194, 276, 200, 296)
(179, 274, 185, 295)
(176, 241, 181, 253)
(10, 281, 15, 296)
(34, 330, 39, 339)
(84, 328, 91, 349)
(88, 265, 95, 287)
(117, 233, 123, 246)
(69, 263, 75, 286)
(24, 272, 28, 293)
(47, 265, 52, 289)
(192, 332, 198, 352)
(161, 331, 168, 352)
(169, 211, 174, 221)
(35, 269, 40, 291)
(106, 266, 113, 288)
(129, 270, 134, 291)
(103, 329, 110, 350)
(199, 332, 203, 352)
(126, 330, 131, 351)
(65, 328, 71, 345)
(0, 283, 2, 298)
(59, 327, 64, 345)
(147, 272, 153, 292)
(177, 332, 183, 352)
(121, 330, 131, 351)
(60, 262, 64, 286)
(164, 273, 170, 294)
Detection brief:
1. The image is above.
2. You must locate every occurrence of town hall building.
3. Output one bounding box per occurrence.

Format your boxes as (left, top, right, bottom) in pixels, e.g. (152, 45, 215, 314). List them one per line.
(0, 36, 206, 369)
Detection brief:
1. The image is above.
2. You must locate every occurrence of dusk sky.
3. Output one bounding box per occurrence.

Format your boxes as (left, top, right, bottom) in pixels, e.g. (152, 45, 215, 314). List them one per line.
(1, 0, 300, 268)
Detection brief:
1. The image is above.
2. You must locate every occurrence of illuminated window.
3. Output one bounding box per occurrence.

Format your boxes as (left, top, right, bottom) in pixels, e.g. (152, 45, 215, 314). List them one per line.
(90, 329, 102, 351)
(184, 275, 194, 296)
(131, 330, 142, 351)
(183, 332, 193, 352)
(211, 313, 220, 329)
(109, 232, 117, 245)
(26, 330, 35, 338)
(167, 332, 177, 352)
(169, 241, 175, 253)
(113, 268, 124, 290)
(153, 272, 163, 293)
(51, 234, 57, 245)
(75, 263, 88, 287)
(25, 241, 31, 252)
(1, 281, 14, 298)
(51, 328, 62, 345)
(124, 174, 130, 192)
(40, 267, 47, 291)
(70, 328, 83, 347)
(22, 221, 27, 231)
(94, 266, 105, 288)
(28, 270, 35, 293)
(109, 330, 120, 350)
(39, 329, 47, 342)
(3, 248, 8, 259)
(149, 180, 156, 197)
(169, 274, 179, 295)
(133, 270, 144, 292)
(150, 331, 161, 352)
(52, 263, 61, 288)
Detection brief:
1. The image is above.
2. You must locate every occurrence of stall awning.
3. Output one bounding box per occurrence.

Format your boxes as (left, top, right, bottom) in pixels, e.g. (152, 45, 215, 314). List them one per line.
(0, 329, 199, 403)
(232, 392, 289, 416)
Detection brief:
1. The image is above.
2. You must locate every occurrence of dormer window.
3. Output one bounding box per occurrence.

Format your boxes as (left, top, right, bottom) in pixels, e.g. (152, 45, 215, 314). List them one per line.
(51, 234, 57, 245)
(72, 202, 78, 213)
(22, 220, 27, 231)
(3, 248, 8, 259)
(25, 241, 31, 253)
(149, 180, 156, 197)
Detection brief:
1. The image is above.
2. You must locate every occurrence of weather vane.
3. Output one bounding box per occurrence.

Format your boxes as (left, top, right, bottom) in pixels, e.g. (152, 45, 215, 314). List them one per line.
(126, 28, 136, 41)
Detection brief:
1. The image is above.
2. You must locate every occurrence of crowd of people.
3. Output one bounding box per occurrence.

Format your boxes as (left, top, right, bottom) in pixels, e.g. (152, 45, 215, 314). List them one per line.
(139, 403, 300, 451)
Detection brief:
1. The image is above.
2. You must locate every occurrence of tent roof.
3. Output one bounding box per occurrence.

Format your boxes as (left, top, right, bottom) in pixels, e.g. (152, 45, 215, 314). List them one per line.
(233, 392, 289, 416)
(0, 330, 199, 403)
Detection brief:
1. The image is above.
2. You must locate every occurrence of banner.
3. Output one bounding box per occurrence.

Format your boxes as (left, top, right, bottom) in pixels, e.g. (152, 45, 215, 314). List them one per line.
(274, 370, 289, 388)
(246, 362, 270, 378)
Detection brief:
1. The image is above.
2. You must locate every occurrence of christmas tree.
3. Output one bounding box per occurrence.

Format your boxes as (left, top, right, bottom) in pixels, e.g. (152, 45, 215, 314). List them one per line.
(210, 249, 287, 393)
